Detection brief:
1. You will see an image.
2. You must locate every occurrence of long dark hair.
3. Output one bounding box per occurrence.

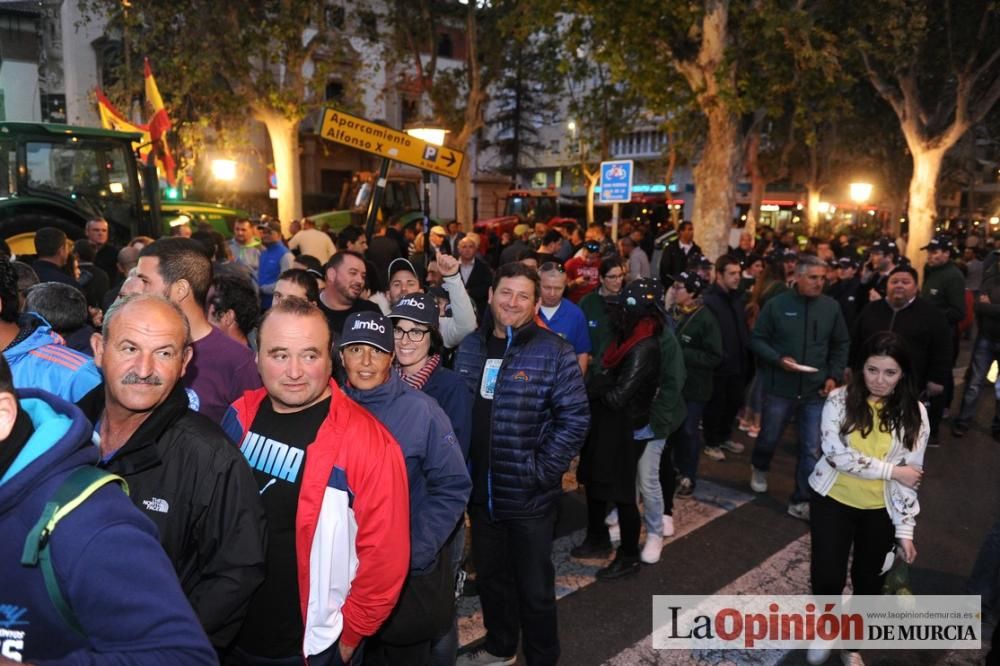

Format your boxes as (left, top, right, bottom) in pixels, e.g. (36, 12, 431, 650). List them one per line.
(841, 332, 922, 450)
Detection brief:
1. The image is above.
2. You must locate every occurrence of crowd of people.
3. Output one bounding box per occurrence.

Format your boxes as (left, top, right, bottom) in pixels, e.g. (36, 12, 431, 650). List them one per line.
(1, 211, 998, 666)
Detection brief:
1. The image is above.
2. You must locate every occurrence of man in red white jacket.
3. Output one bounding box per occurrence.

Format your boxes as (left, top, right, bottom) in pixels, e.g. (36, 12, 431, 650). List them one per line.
(222, 297, 410, 665)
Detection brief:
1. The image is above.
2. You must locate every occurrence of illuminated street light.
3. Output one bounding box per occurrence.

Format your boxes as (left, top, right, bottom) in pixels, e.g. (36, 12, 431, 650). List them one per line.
(849, 182, 873, 205)
(567, 120, 577, 133)
(211, 159, 237, 181)
(405, 121, 448, 147)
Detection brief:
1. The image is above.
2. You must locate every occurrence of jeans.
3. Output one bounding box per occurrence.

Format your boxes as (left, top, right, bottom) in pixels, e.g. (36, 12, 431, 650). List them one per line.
(956, 336, 1000, 431)
(704, 373, 745, 446)
(673, 401, 706, 482)
(750, 392, 823, 504)
(469, 503, 559, 665)
(809, 492, 895, 596)
(967, 513, 1000, 612)
(637, 438, 667, 537)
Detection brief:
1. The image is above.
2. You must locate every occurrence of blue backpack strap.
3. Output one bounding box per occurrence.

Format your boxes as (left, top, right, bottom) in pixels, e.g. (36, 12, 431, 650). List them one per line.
(20, 467, 129, 635)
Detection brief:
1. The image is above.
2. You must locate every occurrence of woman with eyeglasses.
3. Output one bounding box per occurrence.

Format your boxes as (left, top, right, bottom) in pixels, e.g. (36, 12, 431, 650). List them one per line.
(579, 257, 628, 373)
(387, 292, 473, 666)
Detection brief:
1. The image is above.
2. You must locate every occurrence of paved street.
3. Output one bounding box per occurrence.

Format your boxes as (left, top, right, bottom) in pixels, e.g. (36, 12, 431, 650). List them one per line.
(458, 359, 1000, 665)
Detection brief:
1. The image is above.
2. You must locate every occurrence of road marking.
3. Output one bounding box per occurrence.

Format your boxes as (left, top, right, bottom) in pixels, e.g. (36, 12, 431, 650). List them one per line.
(458, 479, 754, 648)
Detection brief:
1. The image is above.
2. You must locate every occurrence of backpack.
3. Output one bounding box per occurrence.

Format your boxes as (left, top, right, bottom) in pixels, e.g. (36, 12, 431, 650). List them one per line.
(20, 467, 128, 634)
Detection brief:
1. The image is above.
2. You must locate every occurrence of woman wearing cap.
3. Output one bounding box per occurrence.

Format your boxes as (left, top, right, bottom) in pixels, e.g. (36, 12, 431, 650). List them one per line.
(578, 257, 627, 374)
(388, 292, 473, 665)
(805, 332, 926, 666)
(663, 272, 722, 502)
(572, 278, 663, 580)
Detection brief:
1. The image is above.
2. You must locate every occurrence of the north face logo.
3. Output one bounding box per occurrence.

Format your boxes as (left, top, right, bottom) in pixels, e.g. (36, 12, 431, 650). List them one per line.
(142, 497, 170, 513)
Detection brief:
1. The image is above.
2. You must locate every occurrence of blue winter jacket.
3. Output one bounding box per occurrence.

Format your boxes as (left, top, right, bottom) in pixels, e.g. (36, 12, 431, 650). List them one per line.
(454, 321, 590, 520)
(3, 321, 102, 403)
(346, 373, 471, 572)
(0, 389, 216, 665)
(422, 364, 473, 461)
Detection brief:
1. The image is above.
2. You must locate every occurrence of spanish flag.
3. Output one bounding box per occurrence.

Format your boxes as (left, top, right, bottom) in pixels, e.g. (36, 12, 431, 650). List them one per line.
(95, 89, 151, 155)
(144, 58, 176, 186)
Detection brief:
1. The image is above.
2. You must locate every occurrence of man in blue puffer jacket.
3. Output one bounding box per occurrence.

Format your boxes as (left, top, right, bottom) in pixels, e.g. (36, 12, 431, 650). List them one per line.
(454, 262, 590, 666)
(0, 356, 216, 665)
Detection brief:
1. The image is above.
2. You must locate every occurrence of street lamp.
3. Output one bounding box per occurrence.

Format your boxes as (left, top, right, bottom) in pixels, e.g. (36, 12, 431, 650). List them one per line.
(849, 182, 873, 225)
(405, 120, 448, 236)
(210, 159, 237, 181)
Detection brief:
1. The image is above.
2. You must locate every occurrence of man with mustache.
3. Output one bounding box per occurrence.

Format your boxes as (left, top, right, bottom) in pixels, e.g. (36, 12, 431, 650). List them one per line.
(91, 294, 267, 655)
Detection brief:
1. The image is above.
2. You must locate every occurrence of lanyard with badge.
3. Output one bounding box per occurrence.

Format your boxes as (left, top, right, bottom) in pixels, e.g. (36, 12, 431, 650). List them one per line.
(480, 326, 513, 399)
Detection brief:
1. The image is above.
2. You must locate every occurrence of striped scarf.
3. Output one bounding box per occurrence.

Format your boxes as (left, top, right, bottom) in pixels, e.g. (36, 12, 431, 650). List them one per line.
(397, 354, 441, 390)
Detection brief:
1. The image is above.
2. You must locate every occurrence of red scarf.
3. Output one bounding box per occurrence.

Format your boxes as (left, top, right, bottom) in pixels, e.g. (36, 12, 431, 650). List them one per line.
(602, 317, 658, 369)
(396, 354, 441, 390)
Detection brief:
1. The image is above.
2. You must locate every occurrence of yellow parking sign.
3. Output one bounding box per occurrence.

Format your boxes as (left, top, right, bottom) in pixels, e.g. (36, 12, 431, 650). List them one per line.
(319, 108, 464, 180)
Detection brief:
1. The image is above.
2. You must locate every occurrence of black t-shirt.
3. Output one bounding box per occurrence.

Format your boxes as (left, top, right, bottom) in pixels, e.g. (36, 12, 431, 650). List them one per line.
(470, 334, 508, 506)
(236, 395, 332, 658)
(318, 297, 382, 344)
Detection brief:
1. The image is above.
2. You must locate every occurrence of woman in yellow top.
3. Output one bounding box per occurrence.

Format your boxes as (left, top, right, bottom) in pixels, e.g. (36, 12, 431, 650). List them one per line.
(806, 332, 927, 666)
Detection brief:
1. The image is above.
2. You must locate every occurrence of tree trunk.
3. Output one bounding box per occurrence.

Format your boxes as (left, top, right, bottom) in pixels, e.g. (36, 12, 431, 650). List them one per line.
(664, 142, 678, 233)
(744, 128, 761, 239)
(584, 166, 598, 224)
(255, 107, 302, 232)
(455, 155, 473, 231)
(805, 187, 821, 235)
(906, 146, 946, 281)
(692, 106, 741, 260)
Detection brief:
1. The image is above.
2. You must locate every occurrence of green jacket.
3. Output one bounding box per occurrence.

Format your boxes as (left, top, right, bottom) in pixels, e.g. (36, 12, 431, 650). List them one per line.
(672, 305, 723, 403)
(649, 327, 688, 438)
(579, 290, 613, 375)
(922, 261, 966, 325)
(750, 289, 850, 399)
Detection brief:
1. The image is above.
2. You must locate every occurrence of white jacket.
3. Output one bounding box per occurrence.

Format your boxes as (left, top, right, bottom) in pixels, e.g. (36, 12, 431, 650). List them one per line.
(808, 386, 928, 540)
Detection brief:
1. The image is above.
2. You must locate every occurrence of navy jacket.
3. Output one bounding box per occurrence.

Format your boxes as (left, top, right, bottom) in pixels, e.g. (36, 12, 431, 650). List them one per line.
(422, 364, 474, 460)
(0, 389, 215, 665)
(346, 373, 471, 572)
(454, 322, 590, 520)
(702, 283, 750, 376)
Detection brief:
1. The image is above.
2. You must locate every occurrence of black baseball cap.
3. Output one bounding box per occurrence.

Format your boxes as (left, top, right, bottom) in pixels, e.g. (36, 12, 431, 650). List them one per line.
(619, 278, 667, 315)
(389, 292, 439, 329)
(388, 257, 419, 282)
(339, 311, 394, 353)
(870, 237, 899, 255)
(669, 271, 706, 295)
(921, 234, 954, 252)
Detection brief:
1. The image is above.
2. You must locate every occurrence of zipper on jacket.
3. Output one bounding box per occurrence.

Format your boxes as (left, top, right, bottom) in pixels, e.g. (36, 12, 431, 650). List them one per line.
(486, 326, 515, 519)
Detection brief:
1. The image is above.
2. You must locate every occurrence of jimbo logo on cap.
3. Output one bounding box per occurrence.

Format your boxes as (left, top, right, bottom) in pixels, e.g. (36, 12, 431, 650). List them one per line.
(339, 311, 394, 353)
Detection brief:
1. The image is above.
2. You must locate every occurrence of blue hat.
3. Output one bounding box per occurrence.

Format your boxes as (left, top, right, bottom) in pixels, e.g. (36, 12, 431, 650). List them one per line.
(339, 311, 394, 353)
(389, 292, 439, 328)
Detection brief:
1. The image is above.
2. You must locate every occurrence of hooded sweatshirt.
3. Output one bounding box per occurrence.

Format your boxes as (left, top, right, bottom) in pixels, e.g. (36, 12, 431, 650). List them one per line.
(0, 389, 215, 665)
(346, 372, 471, 573)
(3, 321, 102, 403)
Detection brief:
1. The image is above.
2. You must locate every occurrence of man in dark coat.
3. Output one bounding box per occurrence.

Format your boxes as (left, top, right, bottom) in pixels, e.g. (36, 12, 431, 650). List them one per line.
(658, 221, 701, 288)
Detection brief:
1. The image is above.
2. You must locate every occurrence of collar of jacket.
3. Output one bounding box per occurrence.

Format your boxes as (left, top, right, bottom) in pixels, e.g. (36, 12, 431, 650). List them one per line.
(344, 371, 406, 410)
(106, 383, 192, 474)
(475, 312, 540, 345)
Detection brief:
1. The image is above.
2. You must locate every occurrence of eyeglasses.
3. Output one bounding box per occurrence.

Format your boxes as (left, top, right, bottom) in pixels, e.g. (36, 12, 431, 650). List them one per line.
(393, 326, 429, 342)
(539, 262, 565, 273)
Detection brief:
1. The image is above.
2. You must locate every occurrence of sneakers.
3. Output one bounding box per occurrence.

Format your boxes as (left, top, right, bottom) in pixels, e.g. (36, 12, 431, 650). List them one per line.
(640, 534, 664, 564)
(750, 465, 768, 493)
(457, 648, 517, 666)
(662, 514, 675, 537)
(570, 536, 613, 560)
(720, 440, 745, 454)
(840, 651, 865, 666)
(596, 550, 640, 580)
(747, 425, 761, 438)
(788, 501, 810, 522)
(676, 477, 694, 498)
(703, 445, 726, 461)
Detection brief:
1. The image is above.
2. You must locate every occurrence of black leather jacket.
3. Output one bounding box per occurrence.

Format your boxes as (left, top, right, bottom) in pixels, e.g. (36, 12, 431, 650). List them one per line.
(591, 335, 661, 430)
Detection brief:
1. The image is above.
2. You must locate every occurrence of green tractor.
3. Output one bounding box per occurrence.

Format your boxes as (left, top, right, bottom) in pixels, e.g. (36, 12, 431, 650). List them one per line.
(0, 121, 245, 255)
(307, 168, 439, 233)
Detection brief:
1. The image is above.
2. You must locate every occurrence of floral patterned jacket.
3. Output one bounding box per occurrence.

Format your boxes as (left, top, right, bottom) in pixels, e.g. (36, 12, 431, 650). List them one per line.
(808, 386, 928, 540)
